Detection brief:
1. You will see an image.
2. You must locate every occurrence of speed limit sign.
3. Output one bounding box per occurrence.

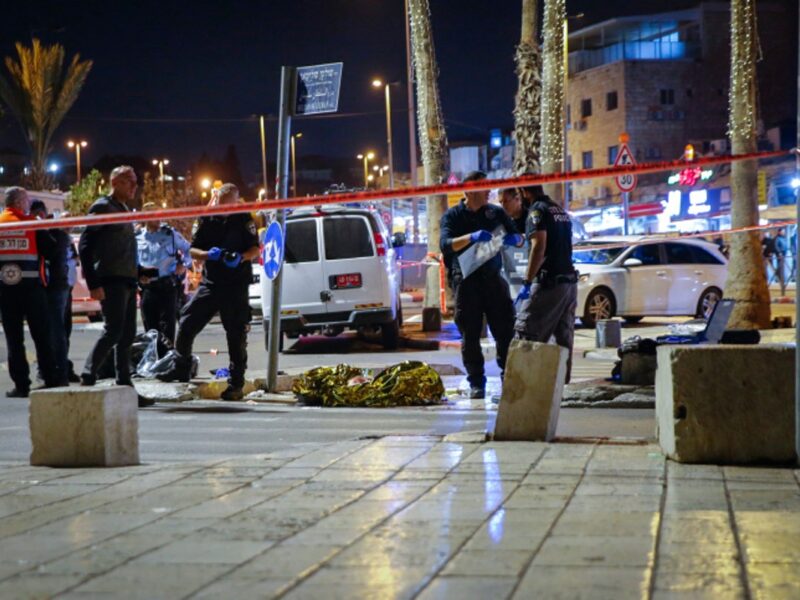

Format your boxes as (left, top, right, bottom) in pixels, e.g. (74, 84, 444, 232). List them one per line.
(614, 143, 637, 192)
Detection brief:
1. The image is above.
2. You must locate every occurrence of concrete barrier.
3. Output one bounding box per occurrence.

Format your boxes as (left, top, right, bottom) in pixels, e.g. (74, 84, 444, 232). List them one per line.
(29, 386, 140, 467)
(494, 340, 568, 441)
(656, 344, 796, 465)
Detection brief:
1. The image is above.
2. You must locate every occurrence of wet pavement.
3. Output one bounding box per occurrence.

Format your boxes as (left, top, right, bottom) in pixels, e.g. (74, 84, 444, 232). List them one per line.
(1, 436, 798, 598)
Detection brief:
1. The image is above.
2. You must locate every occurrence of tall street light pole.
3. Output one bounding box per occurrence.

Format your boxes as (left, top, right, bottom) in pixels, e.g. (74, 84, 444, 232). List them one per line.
(357, 152, 375, 188)
(67, 140, 87, 183)
(404, 0, 419, 241)
(290, 133, 303, 197)
(371, 80, 396, 190)
(152, 158, 169, 199)
(260, 115, 269, 200)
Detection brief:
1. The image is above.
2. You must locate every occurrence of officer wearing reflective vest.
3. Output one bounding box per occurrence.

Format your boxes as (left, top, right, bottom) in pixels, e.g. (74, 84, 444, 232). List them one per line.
(0, 187, 60, 396)
(157, 183, 260, 401)
(514, 186, 578, 382)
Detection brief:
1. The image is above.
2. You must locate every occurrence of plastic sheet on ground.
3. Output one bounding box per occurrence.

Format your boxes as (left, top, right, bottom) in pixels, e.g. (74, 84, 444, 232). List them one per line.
(457, 226, 505, 279)
(292, 361, 446, 408)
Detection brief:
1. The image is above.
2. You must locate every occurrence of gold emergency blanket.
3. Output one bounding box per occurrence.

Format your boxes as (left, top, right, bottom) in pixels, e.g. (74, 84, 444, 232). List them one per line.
(292, 361, 445, 407)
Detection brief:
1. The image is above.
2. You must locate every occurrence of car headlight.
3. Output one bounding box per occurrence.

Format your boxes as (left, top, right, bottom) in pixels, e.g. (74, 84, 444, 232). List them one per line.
(579, 273, 590, 283)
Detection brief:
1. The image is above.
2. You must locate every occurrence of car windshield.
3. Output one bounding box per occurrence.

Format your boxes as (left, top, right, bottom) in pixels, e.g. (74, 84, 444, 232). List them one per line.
(573, 243, 625, 264)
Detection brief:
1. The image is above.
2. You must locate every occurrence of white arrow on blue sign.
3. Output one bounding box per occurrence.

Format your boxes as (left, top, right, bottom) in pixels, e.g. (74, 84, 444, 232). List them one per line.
(262, 221, 285, 281)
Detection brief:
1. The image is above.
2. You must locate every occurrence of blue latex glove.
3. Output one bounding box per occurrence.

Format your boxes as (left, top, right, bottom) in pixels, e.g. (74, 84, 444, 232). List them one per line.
(514, 283, 531, 307)
(470, 230, 493, 243)
(207, 247, 223, 262)
(223, 252, 242, 269)
(503, 233, 522, 247)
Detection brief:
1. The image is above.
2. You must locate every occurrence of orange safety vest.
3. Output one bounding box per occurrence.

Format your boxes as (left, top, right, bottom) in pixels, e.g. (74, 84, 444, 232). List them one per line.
(0, 208, 46, 286)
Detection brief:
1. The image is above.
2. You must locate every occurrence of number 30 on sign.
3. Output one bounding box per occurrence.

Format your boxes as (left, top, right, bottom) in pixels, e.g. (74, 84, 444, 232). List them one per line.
(614, 143, 637, 192)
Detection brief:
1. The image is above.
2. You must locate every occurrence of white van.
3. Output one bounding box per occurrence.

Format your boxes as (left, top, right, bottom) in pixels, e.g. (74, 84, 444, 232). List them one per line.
(260, 205, 403, 350)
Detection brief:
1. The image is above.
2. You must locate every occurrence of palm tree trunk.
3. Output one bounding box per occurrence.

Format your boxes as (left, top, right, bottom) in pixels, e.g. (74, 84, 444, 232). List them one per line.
(724, 0, 771, 329)
(513, 0, 542, 175)
(409, 0, 449, 331)
(540, 0, 566, 206)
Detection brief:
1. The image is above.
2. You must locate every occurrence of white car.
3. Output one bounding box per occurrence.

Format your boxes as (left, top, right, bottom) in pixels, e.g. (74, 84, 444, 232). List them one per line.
(260, 205, 403, 350)
(574, 236, 727, 327)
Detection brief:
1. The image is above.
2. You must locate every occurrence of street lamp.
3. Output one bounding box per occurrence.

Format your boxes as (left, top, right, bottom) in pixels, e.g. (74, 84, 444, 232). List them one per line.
(371, 79, 396, 190)
(66, 140, 88, 183)
(290, 133, 303, 196)
(356, 152, 375, 188)
(152, 158, 169, 198)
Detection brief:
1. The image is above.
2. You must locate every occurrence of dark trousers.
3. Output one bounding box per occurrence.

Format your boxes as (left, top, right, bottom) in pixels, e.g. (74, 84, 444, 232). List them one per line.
(514, 282, 578, 383)
(46, 285, 71, 385)
(83, 281, 138, 384)
(453, 272, 515, 388)
(0, 284, 58, 390)
(141, 280, 178, 344)
(175, 283, 250, 387)
(65, 288, 75, 376)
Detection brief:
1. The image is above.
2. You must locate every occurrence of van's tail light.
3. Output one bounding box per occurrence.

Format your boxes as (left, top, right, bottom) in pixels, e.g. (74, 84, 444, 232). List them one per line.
(373, 230, 387, 256)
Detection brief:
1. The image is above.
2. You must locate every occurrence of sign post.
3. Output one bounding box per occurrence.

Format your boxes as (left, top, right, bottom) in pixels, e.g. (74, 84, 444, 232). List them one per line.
(267, 63, 343, 392)
(614, 133, 637, 235)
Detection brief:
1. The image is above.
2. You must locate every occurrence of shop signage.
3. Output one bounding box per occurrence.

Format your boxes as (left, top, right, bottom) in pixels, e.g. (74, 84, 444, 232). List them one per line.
(667, 168, 714, 186)
(666, 188, 731, 221)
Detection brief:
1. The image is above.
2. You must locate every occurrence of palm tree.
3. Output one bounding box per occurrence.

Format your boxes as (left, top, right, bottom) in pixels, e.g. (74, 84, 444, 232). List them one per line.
(513, 0, 542, 175)
(0, 39, 92, 190)
(408, 0, 449, 331)
(723, 0, 770, 329)
(540, 0, 566, 206)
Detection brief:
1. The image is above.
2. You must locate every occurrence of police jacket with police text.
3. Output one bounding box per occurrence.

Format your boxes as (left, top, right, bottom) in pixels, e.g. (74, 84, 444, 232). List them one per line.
(78, 195, 138, 289)
(525, 198, 574, 277)
(440, 199, 519, 284)
(192, 213, 259, 287)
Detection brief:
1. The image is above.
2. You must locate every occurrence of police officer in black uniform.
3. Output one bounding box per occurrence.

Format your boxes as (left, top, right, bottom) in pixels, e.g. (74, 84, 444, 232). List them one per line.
(440, 171, 524, 399)
(514, 187, 578, 382)
(158, 183, 260, 401)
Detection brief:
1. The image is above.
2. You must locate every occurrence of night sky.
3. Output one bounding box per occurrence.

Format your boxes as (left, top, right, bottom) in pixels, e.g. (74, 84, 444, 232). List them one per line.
(4, 0, 703, 180)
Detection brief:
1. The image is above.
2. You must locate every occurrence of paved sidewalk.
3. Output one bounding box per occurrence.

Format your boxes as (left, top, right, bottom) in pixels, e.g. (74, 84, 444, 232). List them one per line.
(1, 437, 799, 599)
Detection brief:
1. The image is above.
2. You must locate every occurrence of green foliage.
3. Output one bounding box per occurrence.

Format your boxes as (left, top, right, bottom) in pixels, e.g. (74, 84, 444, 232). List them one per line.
(66, 169, 106, 215)
(0, 39, 92, 190)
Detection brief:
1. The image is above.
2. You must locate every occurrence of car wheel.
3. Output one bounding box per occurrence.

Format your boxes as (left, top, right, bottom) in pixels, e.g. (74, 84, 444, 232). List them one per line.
(696, 287, 722, 319)
(623, 316, 644, 325)
(381, 317, 400, 350)
(582, 287, 616, 328)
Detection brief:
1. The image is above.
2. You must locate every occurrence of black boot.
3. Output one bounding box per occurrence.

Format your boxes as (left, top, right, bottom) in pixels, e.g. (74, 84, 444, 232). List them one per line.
(220, 385, 244, 401)
(156, 355, 193, 383)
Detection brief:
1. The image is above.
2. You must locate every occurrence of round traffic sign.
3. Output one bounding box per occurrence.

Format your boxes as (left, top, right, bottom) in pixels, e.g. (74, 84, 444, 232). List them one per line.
(262, 221, 285, 281)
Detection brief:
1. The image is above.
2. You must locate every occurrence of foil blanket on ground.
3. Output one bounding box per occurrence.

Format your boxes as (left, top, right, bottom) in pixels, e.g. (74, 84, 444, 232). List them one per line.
(292, 361, 446, 407)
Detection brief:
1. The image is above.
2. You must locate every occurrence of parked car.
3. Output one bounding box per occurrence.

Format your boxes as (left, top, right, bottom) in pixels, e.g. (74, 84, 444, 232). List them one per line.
(260, 205, 403, 350)
(249, 262, 262, 314)
(574, 236, 727, 328)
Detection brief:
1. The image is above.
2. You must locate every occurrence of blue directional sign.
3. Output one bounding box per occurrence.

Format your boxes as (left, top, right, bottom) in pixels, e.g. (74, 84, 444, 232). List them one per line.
(262, 221, 285, 281)
(294, 62, 343, 115)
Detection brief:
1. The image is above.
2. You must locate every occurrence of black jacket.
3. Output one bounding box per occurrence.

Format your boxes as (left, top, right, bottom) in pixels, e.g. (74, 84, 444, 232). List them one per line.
(78, 195, 138, 289)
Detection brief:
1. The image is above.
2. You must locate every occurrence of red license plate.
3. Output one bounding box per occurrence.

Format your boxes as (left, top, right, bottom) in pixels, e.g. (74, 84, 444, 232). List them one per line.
(331, 273, 362, 289)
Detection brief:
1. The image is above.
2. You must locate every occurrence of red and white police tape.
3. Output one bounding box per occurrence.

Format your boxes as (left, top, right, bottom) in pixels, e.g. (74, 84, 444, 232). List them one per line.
(0, 148, 792, 233)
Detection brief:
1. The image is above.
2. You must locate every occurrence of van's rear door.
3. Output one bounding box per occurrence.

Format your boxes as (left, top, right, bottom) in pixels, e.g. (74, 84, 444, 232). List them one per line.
(321, 215, 385, 317)
(261, 217, 327, 319)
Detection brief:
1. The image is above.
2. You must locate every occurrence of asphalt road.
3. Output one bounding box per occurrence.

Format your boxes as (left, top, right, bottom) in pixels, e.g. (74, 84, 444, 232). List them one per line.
(0, 312, 663, 463)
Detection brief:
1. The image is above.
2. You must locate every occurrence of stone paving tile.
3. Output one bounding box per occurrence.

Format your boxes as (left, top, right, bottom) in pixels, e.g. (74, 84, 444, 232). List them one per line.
(418, 575, 517, 600)
(441, 548, 532, 577)
(533, 535, 657, 568)
(747, 562, 800, 600)
(282, 565, 430, 600)
(191, 576, 293, 599)
(553, 510, 659, 538)
(740, 531, 800, 564)
(0, 571, 86, 597)
(515, 565, 651, 600)
(652, 570, 746, 597)
(134, 538, 273, 565)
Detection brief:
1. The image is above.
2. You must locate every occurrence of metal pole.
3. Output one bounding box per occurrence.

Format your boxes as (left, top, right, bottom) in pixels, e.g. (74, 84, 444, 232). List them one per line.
(76, 146, 81, 184)
(385, 84, 395, 189)
(363, 156, 369, 188)
(795, 0, 799, 464)
(622, 191, 630, 235)
(260, 115, 269, 199)
(291, 135, 297, 197)
(404, 0, 419, 242)
(267, 66, 294, 393)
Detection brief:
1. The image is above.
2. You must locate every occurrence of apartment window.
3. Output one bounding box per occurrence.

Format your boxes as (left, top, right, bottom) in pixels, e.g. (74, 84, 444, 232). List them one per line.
(606, 91, 618, 111)
(645, 146, 662, 159)
(580, 98, 592, 118)
(660, 89, 675, 105)
(608, 146, 619, 165)
(582, 151, 593, 169)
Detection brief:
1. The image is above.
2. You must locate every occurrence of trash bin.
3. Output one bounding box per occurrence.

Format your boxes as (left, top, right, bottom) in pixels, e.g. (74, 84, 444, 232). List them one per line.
(596, 319, 621, 348)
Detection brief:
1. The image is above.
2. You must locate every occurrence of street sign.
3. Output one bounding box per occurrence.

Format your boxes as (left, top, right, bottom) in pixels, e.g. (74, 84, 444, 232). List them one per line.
(262, 221, 285, 281)
(294, 62, 343, 116)
(614, 143, 637, 192)
(447, 173, 459, 185)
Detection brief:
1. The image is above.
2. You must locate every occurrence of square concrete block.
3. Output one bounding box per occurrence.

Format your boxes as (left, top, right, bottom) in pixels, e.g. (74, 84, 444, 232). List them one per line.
(656, 344, 796, 465)
(494, 340, 568, 442)
(29, 386, 140, 467)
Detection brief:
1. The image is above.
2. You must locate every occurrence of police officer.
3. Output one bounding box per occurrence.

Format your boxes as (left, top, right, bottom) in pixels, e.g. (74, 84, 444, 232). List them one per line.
(79, 166, 147, 404)
(158, 183, 260, 401)
(0, 188, 59, 396)
(136, 202, 192, 344)
(440, 171, 524, 399)
(514, 187, 578, 382)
